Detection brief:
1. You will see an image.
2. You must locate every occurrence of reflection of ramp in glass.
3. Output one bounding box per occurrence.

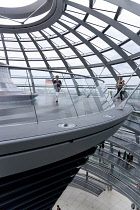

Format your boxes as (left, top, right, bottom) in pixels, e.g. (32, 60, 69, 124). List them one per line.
(123, 119, 140, 134)
(0, 63, 37, 101)
(72, 173, 105, 196)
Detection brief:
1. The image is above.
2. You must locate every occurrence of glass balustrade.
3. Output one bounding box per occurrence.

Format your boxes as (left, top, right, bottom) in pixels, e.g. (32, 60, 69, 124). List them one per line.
(88, 163, 140, 205)
(108, 86, 140, 108)
(89, 156, 140, 192)
(0, 67, 115, 126)
(126, 87, 140, 100)
(128, 113, 140, 123)
(0, 68, 38, 126)
(114, 130, 136, 142)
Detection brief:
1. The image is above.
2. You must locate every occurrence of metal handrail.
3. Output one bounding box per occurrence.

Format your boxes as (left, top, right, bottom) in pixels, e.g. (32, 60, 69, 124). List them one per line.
(95, 148, 140, 174)
(0, 65, 117, 129)
(118, 81, 140, 110)
(112, 63, 140, 110)
(0, 63, 104, 83)
(87, 158, 137, 187)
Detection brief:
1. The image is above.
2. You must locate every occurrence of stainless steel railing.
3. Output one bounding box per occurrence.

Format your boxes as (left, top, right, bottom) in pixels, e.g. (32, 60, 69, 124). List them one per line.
(0, 63, 114, 126)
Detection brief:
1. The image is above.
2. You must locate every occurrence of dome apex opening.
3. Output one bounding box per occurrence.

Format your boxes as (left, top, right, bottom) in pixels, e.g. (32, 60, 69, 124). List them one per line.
(0, 0, 37, 8)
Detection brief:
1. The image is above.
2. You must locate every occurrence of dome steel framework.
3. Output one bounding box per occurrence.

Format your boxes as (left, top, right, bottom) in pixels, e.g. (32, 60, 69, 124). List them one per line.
(0, 0, 139, 86)
(0, 0, 140, 209)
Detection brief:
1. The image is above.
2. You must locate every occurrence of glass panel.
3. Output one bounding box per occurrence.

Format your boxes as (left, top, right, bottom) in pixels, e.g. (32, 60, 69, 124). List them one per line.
(20, 41, 36, 49)
(85, 55, 102, 64)
(100, 67, 113, 77)
(9, 60, 27, 67)
(11, 69, 27, 77)
(0, 51, 6, 58)
(96, 10, 115, 19)
(0, 41, 3, 47)
(105, 27, 128, 42)
(51, 37, 66, 46)
(112, 63, 134, 75)
(52, 23, 66, 33)
(66, 58, 83, 66)
(28, 61, 46, 67)
(93, 0, 117, 12)
(90, 37, 109, 49)
(7, 51, 25, 59)
(76, 26, 95, 38)
(118, 9, 140, 29)
(41, 73, 78, 119)
(0, 59, 6, 63)
(43, 50, 59, 58)
(42, 28, 55, 36)
(60, 15, 77, 28)
(126, 84, 140, 101)
(30, 32, 42, 38)
(0, 66, 115, 125)
(5, 41, 20, 48)
(102, 49, 121, 60)
(17, 33, 30, 39)
(59, 48, 76, 57)
(47, 60, 65, 68)
(25, 51, 43, 59)
(91, 67, 105, 76)
(69, 0, 89, 7)
(0, 66, 37, 126)
(75, 44, 92, 54)
(121, 41, 140, 54)
(64, 33, 81, 43)
(86, 15, 107, 29)
(66, 5, 86, 20)
(3, 34, 16, 39)
(36, 40, 52, 49)
(120, 22, 139, 33)
(102, 78, 116, 95)
(72, 68, 90, 76)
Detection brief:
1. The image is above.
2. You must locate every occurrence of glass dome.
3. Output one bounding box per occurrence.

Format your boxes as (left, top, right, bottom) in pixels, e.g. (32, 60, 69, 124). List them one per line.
(0, 0, 37, 8)
(0, 1, 140, 209)
(0, 0, 139, 86)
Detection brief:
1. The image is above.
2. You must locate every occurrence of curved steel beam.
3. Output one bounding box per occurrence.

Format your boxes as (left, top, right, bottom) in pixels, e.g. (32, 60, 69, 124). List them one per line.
(64, 12, 140, 78)
(15, 34, 36, 93)
(73, 0, 94, 31)
(0, 0, 64, 33)
(1, 34, 9, 65)
(49, 26, 96, 79)
(28, 33, 54, 80)
(0, 63, 105, 82)
(66, 1, 140, 46)
(49, 24, 105, 112)
(102, 6, 122, 34)
(49, 28, 106, 113)
(40, 30, 81, 95)
(0, 0, 52, 19)
(28, 33, 50, 69)
(58, 20, 118, 80)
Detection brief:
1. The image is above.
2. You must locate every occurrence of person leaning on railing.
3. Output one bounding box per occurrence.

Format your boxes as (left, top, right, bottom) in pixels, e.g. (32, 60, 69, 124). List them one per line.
(114, 77, 124, 101)
(121, 80, 127, 100)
